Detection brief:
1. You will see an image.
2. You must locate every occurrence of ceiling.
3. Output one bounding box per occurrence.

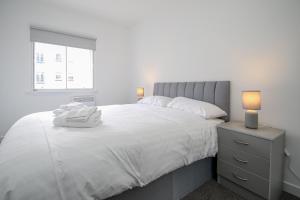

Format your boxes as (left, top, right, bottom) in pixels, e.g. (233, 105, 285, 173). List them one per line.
(36, 0, 176, 26)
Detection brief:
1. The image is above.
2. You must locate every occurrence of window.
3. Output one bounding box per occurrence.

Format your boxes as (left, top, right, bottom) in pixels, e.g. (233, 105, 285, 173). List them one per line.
(30, 27, 96, 90)
(34, 42, 93, 89)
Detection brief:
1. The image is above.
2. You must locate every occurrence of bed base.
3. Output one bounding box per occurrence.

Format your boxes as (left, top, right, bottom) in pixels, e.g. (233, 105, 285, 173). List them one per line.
(106, 157, 213, 200)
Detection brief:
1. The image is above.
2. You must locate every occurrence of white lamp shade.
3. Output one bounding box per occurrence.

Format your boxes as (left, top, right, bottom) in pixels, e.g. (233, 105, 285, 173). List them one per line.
(242, 90, 261, 110)
(136, 87, 144, 98)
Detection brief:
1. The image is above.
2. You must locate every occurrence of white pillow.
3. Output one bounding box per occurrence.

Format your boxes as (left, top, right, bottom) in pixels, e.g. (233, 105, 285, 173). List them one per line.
(138, 96, 173, 107)
(167, 97, 227, 119)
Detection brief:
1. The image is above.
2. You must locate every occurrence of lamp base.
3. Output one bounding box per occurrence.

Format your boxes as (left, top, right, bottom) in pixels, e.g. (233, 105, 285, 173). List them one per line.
(245, 111, 258, 129)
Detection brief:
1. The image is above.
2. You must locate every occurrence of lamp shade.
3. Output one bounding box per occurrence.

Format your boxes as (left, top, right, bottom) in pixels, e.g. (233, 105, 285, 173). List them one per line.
(242, 90, 261, 110)
(136, 87, 144, 98)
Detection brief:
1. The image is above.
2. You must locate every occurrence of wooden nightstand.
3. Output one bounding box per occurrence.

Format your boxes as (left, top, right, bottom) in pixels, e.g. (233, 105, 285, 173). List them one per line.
(217, 121, 285, 200)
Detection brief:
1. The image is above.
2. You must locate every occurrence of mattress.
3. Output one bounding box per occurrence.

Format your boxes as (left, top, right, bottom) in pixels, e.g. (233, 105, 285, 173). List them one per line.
(0, 104, 222, 200)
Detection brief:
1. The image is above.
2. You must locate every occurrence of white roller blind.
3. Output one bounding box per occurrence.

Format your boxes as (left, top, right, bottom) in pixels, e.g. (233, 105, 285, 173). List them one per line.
(30, 27, 96, 50)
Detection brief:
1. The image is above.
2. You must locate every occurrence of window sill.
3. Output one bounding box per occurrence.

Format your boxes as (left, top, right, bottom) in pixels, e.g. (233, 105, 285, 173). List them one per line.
(25, 89, 97, 95)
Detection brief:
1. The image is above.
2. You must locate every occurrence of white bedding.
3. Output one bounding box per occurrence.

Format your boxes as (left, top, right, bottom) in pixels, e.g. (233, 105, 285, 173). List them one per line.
(0, 104, 222, 200)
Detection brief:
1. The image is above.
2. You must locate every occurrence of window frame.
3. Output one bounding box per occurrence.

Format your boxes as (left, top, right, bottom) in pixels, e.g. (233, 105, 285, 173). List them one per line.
(32, 42, 95, 93)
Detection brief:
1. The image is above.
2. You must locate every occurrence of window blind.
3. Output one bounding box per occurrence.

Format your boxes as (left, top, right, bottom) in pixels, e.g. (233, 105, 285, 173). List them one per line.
(30, 27, 96, 50)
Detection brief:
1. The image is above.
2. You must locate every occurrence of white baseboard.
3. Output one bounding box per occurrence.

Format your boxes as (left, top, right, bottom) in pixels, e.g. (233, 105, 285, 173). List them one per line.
(283, 181, 300, 198)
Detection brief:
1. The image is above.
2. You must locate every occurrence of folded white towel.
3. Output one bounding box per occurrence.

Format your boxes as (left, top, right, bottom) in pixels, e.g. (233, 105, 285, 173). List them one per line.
(59, 102, 85, 110)
(53, 102, 86, 116)
(66, 109, 101, 123)
(53, 108, 65, 116)
(53, 110, 101, 128)
(64, 106, 97, 120)
(52, 102, 102, 128)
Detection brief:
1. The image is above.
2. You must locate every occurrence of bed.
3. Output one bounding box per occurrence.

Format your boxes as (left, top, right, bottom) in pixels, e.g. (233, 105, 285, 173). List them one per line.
(0, 81, 230, 200)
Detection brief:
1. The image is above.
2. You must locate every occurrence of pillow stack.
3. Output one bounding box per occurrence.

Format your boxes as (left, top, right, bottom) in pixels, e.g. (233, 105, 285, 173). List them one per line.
(138, 96, 227, 119)
(167, 97, 227, 119)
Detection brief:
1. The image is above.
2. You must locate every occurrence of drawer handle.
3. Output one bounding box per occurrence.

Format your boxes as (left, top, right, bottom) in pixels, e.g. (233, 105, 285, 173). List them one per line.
(233, 156, 248, 164)
(232, 173, 248, 181)
(234, 139, 249, 145)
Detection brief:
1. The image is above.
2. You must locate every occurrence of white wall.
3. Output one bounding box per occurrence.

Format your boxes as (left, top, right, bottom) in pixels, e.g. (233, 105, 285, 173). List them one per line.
(131, 0, 300, 196)
(0, 0, 132, 136)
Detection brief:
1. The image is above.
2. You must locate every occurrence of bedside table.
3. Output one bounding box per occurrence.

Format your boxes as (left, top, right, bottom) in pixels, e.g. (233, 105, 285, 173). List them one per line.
(217, 121, 285, 200)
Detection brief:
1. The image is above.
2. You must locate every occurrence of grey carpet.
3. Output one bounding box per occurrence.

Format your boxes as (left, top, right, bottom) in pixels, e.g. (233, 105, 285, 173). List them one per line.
(182, 180, 300, 200)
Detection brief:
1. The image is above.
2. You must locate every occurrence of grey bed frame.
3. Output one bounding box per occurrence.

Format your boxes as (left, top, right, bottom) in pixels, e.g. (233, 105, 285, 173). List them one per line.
(106, 81, 230, 200)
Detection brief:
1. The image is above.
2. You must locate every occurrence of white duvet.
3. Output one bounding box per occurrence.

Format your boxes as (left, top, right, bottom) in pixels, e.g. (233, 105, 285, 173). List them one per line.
(0, 104, 222, 200)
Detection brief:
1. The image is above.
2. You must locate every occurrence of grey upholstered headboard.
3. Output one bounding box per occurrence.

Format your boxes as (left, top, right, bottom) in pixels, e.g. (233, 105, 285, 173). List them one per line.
(153, 81, 230, 122)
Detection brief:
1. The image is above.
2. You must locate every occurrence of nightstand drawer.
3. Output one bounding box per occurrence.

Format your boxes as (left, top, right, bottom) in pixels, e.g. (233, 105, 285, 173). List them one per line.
(218, 160, 269, 198)
(218, 145, 270, 179)
(218, 127, 270, 159)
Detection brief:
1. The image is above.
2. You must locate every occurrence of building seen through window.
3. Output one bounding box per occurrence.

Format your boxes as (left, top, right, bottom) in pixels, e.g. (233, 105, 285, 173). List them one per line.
(34, 42, 93, 90)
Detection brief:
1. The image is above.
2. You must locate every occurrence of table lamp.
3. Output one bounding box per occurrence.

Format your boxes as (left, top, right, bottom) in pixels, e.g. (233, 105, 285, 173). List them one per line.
(242, 90, 261, 129)
(136, 87, 144, 100)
